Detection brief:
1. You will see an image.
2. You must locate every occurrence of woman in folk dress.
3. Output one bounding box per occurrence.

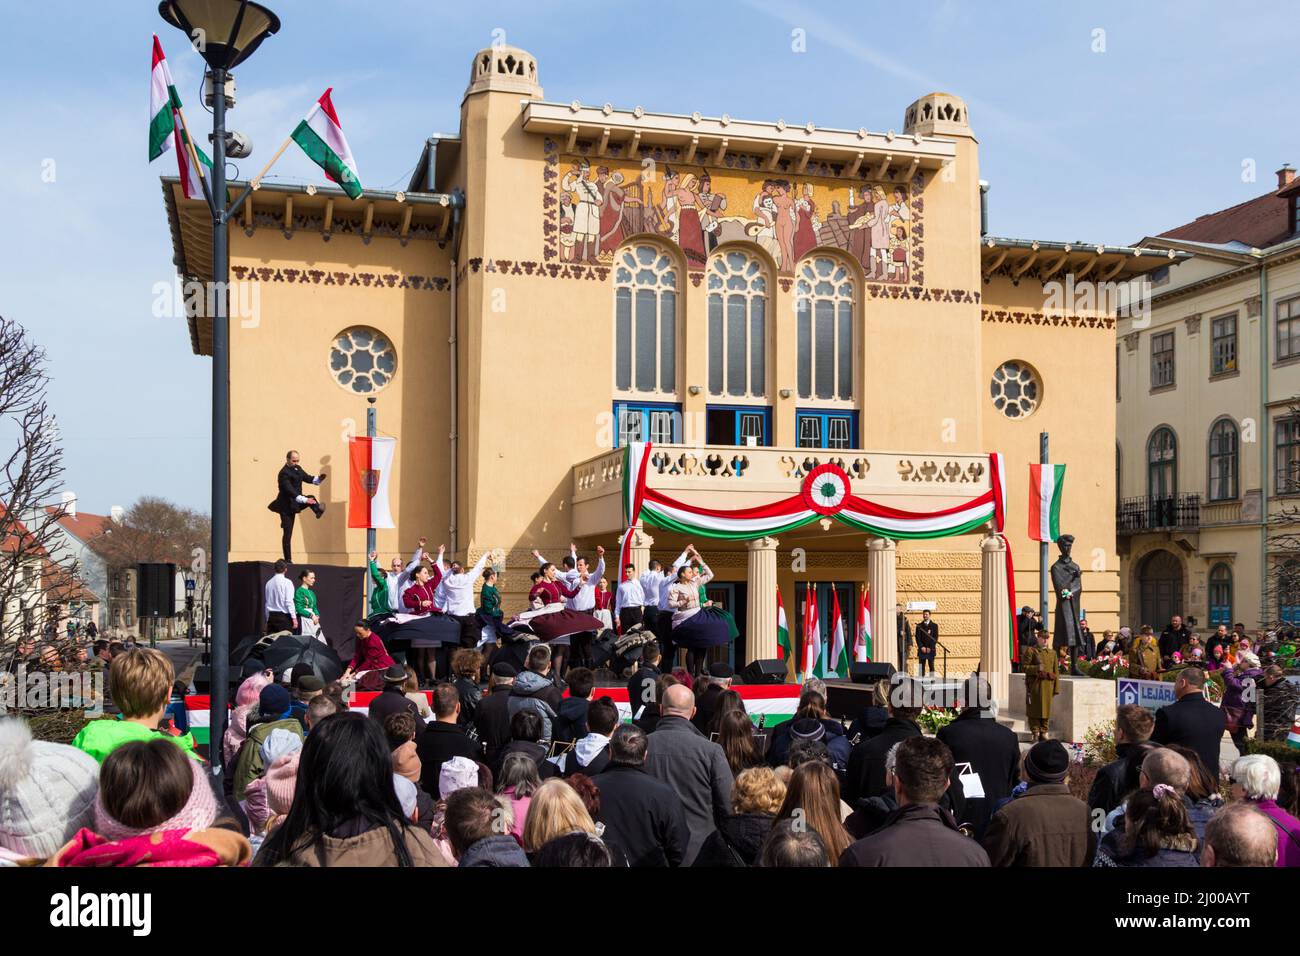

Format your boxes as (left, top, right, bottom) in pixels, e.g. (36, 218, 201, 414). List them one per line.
(668, 547, 735, 677)
(518, 562, 601, 677)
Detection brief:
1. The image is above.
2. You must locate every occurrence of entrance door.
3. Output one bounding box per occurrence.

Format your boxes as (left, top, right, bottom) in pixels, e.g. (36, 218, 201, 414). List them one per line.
(1138, 550, 1182, 629)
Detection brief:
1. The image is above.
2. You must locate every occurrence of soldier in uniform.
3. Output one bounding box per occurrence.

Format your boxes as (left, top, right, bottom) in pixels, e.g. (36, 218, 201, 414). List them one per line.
(1022, 628, 1059, 741)
(1130, 625, 1162, 679)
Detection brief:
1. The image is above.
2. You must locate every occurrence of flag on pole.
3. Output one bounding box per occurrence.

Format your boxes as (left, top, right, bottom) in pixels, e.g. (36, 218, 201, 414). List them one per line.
(149, 36, 211, 200)
(1028, 463, 1066, 542)
(828, 588, 849, 678)
(776, 588, 793, 662)
(801, 583, 821, 680)
(347, 437, 396, 528)
(856, 585, 872, 662)
(291, 89, 363, 199)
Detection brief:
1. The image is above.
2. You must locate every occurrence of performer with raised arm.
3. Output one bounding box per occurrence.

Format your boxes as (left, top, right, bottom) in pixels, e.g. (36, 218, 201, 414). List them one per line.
(667, 546, 733, 678)
(437, 550, 493, 653)
(639, 546, 692, 667)
(400, 552, 458, 684)
(367, 537, 427, 620)
(518, 561, 601, 677)
(267, 450, 326, 563)
(537, 544, 606, 669)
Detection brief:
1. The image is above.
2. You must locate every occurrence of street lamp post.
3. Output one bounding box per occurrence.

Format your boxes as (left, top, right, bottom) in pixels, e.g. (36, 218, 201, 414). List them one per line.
(158, 0, 279, 775)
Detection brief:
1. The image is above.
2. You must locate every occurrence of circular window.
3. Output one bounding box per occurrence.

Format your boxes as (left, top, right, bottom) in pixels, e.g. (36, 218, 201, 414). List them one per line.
(990, 361, 1041, 419)
(329, 327, 396, 394)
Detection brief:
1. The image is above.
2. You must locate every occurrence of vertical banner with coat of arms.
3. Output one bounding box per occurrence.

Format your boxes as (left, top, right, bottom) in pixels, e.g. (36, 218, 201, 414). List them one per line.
(348, 436, 396, 528)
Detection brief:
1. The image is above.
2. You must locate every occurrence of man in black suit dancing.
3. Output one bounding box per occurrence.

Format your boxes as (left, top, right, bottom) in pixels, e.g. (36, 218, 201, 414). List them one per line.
(268, 450, 325, 562)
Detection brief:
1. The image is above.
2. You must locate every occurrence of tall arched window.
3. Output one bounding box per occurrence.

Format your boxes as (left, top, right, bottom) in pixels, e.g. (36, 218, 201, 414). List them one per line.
(614, 244, 678, 395)
(1280, 560, 1300, 624)
(707, 250, 767, 398)
(794, 256, 854, 402)
(1207, 418, 1239, 501)
(1147, 427, 1177, 500)
(1209, 563, 1233, 626)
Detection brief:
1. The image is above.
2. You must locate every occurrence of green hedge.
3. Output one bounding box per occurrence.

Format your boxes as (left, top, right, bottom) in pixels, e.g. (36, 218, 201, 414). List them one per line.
(1243, 739, 1299, 768)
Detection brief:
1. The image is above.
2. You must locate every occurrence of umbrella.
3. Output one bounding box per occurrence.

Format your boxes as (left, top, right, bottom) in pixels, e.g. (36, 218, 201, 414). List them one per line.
(249, 634, 344, 683)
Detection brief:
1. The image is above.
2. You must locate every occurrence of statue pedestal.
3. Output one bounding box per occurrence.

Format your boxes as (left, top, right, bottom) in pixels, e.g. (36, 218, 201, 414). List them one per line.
(1007, 674, 1115, 743)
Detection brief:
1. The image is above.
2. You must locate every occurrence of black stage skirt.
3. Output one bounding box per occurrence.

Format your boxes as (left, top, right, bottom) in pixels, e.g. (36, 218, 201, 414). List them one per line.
(671, 606, 737, 649)
(373, 613, 461, 649)
(476, 609, 519, 641)
(523, 608, 604, 647)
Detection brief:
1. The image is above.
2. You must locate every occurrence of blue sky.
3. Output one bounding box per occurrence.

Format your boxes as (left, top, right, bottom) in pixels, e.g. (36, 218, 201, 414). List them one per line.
(0, 0, 1294, 514)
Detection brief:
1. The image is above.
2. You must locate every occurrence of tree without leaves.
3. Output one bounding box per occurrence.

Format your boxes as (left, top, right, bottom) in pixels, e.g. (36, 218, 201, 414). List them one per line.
(1262, 399, 1300, 636)
(0, 314, 74, 664)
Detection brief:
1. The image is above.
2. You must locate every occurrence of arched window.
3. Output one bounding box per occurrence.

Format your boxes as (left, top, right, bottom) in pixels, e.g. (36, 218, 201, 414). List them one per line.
(1147, 427, 1177, 501)
(794, 256, 854, 403)
(1207, 418, 1239, 501)
(1280, 560, 1300, 624)
(707, 250, 767, 398)
(613, 244, 677, 395)
(1209, 563, 1233, 626)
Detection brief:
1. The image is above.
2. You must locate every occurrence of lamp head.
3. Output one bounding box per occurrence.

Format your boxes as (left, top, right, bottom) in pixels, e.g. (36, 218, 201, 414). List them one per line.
(158, 0, 280, 70)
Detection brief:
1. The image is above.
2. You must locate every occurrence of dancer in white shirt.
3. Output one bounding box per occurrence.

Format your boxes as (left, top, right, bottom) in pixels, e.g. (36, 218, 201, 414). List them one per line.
(264, 559, 296, 634)
(638, 547, 691, 667)
(667, 546, 734, 678)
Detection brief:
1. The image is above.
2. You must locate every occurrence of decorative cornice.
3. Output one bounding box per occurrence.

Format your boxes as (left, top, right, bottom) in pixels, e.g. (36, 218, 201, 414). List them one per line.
(229, 264, 449, 292)
(982, 308, 1115, 330)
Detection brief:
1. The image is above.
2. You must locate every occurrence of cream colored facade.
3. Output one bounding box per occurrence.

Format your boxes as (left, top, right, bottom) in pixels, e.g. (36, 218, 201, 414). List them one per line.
(163, 45, 1172, 682)
(1118, 229, 1300, 631)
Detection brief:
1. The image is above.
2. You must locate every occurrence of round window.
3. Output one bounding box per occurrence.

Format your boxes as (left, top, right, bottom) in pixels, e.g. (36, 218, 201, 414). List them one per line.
(329, 327, 396, 394)
(990, 360, 1041, 419)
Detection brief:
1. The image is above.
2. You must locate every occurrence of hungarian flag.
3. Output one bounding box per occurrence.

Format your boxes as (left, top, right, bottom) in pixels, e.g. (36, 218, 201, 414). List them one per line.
(828, 588, 849, 678)
(149, 36, 211, 200)
(856, 586, 872, 662)
(347, 437, 395, 529)
(292, 89, 363, 199)
(776, 588, 793, 662)
(1028, 463, 1066, 542)
(801, 583, 821, 680)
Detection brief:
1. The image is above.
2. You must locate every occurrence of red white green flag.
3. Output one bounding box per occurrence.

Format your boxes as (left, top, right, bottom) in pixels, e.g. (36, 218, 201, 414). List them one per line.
(1028, 463, 1066, 542)
(149, 35, 211, 200)
(828, 587, 849, 678)
(291, 89, 363, 199)
(776, 587, 793, 662)
(801, 583, 821, 680)
(856, 586, 872, 663)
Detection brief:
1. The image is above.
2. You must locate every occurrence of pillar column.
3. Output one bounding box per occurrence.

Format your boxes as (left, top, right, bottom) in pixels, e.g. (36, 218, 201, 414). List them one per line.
(629, 525, 653, 572)
(980, 532, 1011, 709)
(745, 536, 780, 664)
(867, 537, 898, 671)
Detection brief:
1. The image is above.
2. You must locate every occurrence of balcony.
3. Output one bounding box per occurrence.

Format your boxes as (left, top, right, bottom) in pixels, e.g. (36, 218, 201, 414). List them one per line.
(1116, 494, 1201, 535)
(571, 444, 994, 538)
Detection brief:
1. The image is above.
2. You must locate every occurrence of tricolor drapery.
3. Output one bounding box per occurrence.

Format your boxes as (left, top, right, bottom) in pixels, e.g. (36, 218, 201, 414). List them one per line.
(619, 443, 1018, 659)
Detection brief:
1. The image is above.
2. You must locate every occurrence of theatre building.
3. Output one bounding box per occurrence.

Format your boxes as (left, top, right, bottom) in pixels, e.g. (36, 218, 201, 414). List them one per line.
(160, 44, 1173, 688)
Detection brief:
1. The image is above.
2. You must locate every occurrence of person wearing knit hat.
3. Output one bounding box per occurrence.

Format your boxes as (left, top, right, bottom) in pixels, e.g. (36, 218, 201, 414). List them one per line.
(245, 749, 300, 836)
(439, 755, 480, 800)
(223, 668, 274, 768)
(0, 719, 100, 863)
(231, 684, 305, 802)
(981, 740, 1094, 866)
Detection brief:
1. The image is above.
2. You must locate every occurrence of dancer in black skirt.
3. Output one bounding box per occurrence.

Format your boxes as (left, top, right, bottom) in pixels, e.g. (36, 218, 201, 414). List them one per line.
(667, 546, 734, 677)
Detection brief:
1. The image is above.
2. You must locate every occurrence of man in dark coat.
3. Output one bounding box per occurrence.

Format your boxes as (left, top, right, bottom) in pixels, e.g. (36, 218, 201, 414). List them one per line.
(914, 610, 938, 676)
(840, 736, 989, 867)
(368, 664, 426, 741)
(626, 643, 662, 720)
(896, 605, 912, 675)
(983, 740, 1095, 867)
(844, 677, 923, 806)
(1087, 703, 1155, 818)
(595, 724, 690, 867)
(267, 450, 325, 562)
(1159, 615, 1193, 665)
(692, 663, 733, 733)
(1151, 666, 1227, 775)
(416, 681, 481, 795)
(935, 676, 1021, 839)
(473, 662, 516, 768)
(644, 684, 733, 865)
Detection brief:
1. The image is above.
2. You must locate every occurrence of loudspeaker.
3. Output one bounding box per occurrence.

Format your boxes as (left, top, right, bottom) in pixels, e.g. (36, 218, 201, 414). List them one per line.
(851, 662, 896, 684)
(192, 665, 240, 695)
(741, 659, 788, 685)
(136, 563, 176, 618)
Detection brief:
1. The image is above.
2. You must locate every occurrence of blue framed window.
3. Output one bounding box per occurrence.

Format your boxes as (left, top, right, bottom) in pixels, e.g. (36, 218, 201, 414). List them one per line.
(1208, 563, 1232, 626)
(1280, 560, 1300, 624)
(796, 409, 859, 450)
(706, 405, 772, 447)
(613, 401, 681, 448)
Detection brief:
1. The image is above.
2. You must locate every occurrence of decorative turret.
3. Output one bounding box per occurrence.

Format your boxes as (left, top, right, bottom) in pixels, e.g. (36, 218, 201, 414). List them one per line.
(903, 92, 972, 138)
(465, 44, 542, 99)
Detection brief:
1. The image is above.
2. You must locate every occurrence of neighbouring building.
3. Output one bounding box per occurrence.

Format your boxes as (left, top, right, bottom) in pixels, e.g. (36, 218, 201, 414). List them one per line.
(1118, 165, 1300, 631)
(160, 45, 1173, 686)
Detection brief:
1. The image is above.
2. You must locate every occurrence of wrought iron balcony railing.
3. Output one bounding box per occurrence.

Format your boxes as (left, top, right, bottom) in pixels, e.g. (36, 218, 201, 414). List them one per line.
(1117, 494, 1200, 533)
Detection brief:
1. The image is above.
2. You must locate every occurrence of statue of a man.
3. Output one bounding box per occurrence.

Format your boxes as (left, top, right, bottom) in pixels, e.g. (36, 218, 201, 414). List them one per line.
(1050, 534, 1085, 675)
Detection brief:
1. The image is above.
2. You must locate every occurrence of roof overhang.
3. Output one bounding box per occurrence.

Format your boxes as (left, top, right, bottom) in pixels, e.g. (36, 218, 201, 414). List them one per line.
(162, 178, 461, 356)
(980, 236, 1189, 284)
(521, 100, 956, 175)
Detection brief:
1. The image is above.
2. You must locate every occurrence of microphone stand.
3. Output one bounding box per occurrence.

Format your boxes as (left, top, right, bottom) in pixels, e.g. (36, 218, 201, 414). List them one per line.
(937, 642, 949, 681)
